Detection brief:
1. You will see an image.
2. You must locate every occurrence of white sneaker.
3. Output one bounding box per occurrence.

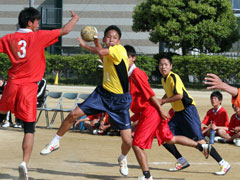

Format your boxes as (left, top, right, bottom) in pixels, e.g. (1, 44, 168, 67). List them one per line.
(138, 176, 153, 180)
(40, 142, 60, 155)
(215, 161, 231, 175)
(118, 156, 128, 176)
(18, 161, 28, 180)
(1, 121, 10, 128)
(202, 144, 211, 159)
(169, 161, 190, 172)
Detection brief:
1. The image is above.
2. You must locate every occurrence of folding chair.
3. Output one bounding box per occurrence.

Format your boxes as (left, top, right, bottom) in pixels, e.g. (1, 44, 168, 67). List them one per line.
(78, 93, 90, 100)
(48, 92, 79, 128)
(36, 91, 63, 128)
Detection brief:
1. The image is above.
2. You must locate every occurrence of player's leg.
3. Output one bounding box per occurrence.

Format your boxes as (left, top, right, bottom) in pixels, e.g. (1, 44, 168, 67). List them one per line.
(18, 121, 35, 180)
(118, 128, 132, 176)
(40, 106, 85, 155)
(179, 105, 230, 175)
(0, 111, 7, 124)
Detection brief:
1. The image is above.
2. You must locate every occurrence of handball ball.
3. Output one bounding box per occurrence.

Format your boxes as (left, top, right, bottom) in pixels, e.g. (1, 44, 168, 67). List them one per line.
(81, 26, 97, 42)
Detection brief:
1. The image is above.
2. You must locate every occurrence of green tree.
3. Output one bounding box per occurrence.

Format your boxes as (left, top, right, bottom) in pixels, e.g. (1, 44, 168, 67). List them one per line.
(132, 0, 239, 55)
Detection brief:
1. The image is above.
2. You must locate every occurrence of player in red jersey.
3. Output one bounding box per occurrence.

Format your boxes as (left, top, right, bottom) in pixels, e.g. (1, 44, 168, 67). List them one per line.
(125, 45, 211, 180)
(0, 7, 78, 180)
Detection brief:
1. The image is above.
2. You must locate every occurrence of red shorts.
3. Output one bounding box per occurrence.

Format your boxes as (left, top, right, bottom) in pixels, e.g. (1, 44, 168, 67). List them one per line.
(133, 105, 174, 149)
(0, 82, 38, 122)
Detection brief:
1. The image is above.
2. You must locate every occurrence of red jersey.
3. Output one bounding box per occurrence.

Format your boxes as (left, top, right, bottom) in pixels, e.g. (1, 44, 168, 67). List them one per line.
(0, 28, 59, 84)
(129, 66, 155, 114)
(202, 106, 229, 127)
(228, 113, 240, 135)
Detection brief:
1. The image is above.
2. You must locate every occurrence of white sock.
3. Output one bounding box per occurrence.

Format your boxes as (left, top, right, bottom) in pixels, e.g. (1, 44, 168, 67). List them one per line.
(119, 154, 127, 161)
(50, 134, 62, 144)
(219, 159, 225, 166)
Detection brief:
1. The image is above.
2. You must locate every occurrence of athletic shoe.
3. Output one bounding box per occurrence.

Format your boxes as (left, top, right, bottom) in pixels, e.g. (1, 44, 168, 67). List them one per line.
(169, 161, 190, 172)
(18, 161, 28, 180)
(118, 156, 128, 176)
(14, 124, 22, 128)
(215, 161, 231, 175)
(202, 144, 211, 159)
(138, 176, 153, 180)
(1, 121, 10, 128)
(40, 142, 60, 155)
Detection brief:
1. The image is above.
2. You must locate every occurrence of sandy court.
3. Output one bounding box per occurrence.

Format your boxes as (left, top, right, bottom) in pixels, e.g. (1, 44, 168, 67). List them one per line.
(0, 85, 239, 180)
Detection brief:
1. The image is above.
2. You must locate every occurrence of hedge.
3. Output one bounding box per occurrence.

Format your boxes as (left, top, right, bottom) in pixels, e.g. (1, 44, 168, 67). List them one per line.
(1, 52, 240, 87)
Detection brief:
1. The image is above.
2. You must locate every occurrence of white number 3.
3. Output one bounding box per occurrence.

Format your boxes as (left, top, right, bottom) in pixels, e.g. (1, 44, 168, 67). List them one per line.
(17, 40, 27, 58)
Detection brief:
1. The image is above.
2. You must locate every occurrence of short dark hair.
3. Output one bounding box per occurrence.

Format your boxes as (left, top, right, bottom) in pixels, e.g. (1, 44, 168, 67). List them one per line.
(0, 72, 3, 81)
(18, 7, 41, 28)
(211, 91, 223, 101)
(158, 54, 173, 64)
(124, 45, 136, 56)
(104, 25, 122, 39)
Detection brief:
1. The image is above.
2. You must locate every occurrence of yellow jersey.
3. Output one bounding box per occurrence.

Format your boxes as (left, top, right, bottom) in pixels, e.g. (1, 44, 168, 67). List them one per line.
(161, 71, 195, 112)
(102, 44, 129, 94)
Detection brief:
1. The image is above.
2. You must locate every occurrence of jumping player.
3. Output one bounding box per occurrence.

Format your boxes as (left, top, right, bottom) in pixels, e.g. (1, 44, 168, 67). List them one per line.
(0, 7, 79, 180)
(158, 55, 231, 175)
(125, 45, 211, 180)
(40, 25, 132, 177)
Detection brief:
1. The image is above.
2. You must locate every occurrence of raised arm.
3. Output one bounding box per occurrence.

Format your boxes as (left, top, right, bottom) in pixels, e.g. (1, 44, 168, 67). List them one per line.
(205, 73, 238, 97)
(59, 10, 79, 36)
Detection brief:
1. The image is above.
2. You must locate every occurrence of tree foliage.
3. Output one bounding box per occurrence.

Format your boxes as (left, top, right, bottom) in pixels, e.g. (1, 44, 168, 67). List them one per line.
(132, 0, 239, 55)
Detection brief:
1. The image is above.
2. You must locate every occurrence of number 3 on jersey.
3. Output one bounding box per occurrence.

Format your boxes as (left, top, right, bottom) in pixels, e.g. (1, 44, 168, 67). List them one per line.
(17, 40, 27, 58)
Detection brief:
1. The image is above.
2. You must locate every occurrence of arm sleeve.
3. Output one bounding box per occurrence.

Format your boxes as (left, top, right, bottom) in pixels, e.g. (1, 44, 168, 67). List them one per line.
(37, 29, 60, 48)
(131, 69, 155, 100)
(232, 88, 240, 108)
(109, 45, 126, 64)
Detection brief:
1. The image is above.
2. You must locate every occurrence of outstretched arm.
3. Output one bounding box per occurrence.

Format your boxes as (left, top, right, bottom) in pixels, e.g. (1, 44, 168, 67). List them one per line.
(76, 37, 109, 57)
(59, 10, 79, 36)
(204, 73, 238, 97)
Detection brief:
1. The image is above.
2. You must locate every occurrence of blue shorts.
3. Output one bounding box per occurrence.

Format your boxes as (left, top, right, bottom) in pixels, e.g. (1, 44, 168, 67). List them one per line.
(78, 86, 132, 130)
(168, 105, 204, 141)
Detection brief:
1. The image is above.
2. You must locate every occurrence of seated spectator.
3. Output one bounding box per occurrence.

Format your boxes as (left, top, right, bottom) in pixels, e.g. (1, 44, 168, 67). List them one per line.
(215, 104, 240, 145)
(75, 112, 112, 135)
(201, 91, 229, 139)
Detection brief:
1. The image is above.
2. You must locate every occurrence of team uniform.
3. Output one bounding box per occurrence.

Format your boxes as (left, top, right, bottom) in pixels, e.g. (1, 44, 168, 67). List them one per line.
(228, 113, 240, 136)
(129, 64, 173, 149)
(162, 71, 204, 141)
(0, 28, 60, 123)
(202, 106, 229, 134)
(78, 44, 132, 130)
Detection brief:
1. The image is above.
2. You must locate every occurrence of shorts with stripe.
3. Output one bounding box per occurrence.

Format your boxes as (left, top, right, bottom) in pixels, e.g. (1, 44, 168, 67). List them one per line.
(78, 86, 132, 130)
(0, 82, 38, 122)
(168, 104, 204, 141)
(133, 105, 174, 149)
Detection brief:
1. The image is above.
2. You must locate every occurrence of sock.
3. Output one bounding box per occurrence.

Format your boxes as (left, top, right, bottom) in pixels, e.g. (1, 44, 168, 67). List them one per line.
(218, 159, 226, 166)
(0, 114, 6, 123)
(163, 143, 182, 159)
(210, 147, 222, 162)
(196, 143, 203, 151)
(119, 154, 127, 161)
(143, 171, 151, 178)
(51, 134, 62, 144)
(178, 157, 187, 164)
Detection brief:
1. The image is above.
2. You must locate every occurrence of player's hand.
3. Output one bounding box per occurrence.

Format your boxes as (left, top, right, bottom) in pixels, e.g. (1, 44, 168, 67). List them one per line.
(69, 9, 79, 19)
(160, 110, 170, 120)
(158, 98, 164, 105)
(76, 37, 87, 48)
(74, 119, 81, 126)
(204, 73, 224, 90)
(211, 123, 217, 131)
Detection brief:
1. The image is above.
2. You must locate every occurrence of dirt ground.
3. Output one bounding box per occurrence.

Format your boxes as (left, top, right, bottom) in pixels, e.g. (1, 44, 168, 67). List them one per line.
(0, 85, 239, 180)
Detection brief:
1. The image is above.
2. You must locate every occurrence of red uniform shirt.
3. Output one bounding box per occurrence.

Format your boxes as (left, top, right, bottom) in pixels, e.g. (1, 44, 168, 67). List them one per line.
(228, 113, 240, 136)
(202, 106, 229, 127)
(0, 29, 59, 84)
(129, 67, 155, 114)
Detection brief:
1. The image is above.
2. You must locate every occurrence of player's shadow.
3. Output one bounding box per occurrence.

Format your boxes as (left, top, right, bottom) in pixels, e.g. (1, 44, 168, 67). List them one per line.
(0, 171, 48, 180)
(66, 160, 171, 172)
